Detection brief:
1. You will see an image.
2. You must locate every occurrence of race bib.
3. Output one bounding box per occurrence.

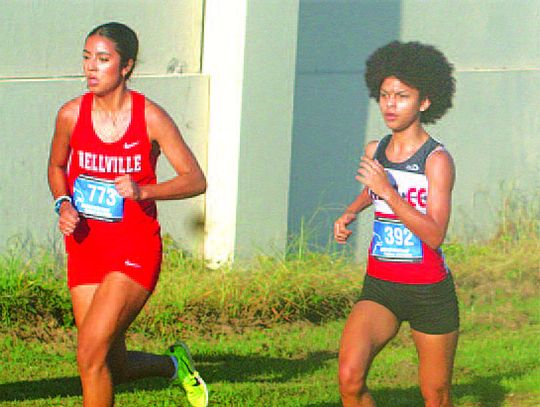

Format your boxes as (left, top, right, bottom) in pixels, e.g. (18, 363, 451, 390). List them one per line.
(73, 175, 124, 222)
(371, 218, 423, 262)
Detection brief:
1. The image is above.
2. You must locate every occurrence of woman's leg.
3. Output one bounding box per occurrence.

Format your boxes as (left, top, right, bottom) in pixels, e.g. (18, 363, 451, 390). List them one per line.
(71, 272, 170, 407)
(411, 329, 458, 407)
(71, 283, 175, 386)
(339, 300, 400, 407)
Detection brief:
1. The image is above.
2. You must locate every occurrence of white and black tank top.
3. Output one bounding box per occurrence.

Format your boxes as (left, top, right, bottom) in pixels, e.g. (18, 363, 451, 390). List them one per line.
(367, 134, 449, 284)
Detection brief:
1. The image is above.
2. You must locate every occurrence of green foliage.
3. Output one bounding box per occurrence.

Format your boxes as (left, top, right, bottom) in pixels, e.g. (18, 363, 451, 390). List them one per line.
(0, 236, 72, 329)
(496, 182, 539, 244)
(133, 235, 361, 336)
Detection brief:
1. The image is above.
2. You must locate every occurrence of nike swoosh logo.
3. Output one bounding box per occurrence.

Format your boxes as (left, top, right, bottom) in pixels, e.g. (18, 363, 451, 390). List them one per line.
(124, 141, 139, 149)
(124, 260, 142, 268)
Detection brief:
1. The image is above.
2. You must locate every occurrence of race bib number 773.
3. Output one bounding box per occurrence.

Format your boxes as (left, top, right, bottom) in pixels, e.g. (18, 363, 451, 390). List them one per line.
(73, 175, 124, 222)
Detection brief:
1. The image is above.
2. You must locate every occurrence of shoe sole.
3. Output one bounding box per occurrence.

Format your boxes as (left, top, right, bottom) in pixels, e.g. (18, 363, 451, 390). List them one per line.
(196, 375, 209, 407)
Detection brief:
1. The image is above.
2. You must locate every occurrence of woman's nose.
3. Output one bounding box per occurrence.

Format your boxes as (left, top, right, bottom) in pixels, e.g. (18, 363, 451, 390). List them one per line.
(85, 58, 97, 71)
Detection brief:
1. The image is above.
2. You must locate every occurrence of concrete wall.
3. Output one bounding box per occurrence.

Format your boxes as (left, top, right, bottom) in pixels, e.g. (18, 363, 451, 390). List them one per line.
(234, 1, 299, 257)
(0, 1, 208, 252)
(289, 0, 540, 257)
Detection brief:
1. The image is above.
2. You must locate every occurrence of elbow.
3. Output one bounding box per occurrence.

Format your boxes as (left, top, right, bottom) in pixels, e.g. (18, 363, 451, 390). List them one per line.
(199, 179, 207, 195)
(196, 175, 207, 196)
(185, 170, 206, 197)
(427, 234, 445, 251)
(48, 162, 67, 181)
(427, 241, 442, 251)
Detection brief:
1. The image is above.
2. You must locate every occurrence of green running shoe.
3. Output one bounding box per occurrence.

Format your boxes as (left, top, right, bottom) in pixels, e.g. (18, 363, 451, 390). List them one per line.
(166, 341, 208, 407)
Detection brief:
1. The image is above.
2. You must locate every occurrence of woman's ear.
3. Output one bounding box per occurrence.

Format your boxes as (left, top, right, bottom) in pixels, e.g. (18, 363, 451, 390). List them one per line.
(121, 59, 134, 78)
(419, 97, 431, 112)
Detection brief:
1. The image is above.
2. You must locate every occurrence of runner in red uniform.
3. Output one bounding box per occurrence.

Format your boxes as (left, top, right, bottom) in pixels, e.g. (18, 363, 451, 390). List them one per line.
(65, 90, 162, 291)
(334, 41, 458, 406)
(48, 22, 208, 407)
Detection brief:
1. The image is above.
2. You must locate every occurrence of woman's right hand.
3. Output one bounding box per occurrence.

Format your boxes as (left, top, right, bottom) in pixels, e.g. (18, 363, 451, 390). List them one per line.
(334, 212, 357, 244)
(58, 202, 80, 236)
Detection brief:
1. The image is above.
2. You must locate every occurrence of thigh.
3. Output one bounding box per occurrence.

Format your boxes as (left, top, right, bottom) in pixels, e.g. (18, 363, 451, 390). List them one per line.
(339, 300, 401, 374)
(78, 272, 151, 348)
(72, 283, 129, 365)
(71, 284, 99, 328)
(412, 329, 458, 389)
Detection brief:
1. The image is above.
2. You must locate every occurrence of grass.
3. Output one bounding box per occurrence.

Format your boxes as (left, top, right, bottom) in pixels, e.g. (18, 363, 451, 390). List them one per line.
(0, 202, 539, 406)
(0, 234, 364, 338)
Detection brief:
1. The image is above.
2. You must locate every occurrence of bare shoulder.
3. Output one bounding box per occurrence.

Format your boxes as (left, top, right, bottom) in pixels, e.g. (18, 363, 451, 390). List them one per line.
(144, 97, 174, 126)
(144, 97, 183, 144)
(426, 146, 456, 184)
(56, 95, 82, 130)
(427, 146, 455, 169)
(364, 139, 379, 158)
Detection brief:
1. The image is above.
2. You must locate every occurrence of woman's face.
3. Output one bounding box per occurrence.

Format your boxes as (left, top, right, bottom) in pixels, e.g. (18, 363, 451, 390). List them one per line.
(83, 35, 130, 95)
(378, 76, 430, 132)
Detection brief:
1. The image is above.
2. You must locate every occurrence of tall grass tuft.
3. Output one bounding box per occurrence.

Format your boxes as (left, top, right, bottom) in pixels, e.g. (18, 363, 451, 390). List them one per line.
(0, 236, 72, 331)
(443, 186, 539, 333)
(496, 182, 539, 245)
(133, 234, 362, 336)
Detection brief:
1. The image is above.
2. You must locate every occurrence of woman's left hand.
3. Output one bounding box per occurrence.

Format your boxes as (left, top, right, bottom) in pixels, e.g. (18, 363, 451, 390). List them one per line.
(115, 174, 142, 201)
(355, 155, 391, 199)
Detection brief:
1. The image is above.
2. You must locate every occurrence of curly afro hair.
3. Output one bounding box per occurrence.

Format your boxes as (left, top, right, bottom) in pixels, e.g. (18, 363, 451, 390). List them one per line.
(365, 41, 455, 124)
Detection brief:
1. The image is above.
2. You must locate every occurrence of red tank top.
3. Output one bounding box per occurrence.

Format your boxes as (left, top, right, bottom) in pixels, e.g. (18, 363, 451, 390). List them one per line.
(66, 91, 160, 243)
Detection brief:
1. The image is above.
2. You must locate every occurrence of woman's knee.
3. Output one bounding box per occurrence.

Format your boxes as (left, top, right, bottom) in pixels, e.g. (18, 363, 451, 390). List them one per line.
(77, 332, 110, 374)
(339, 361, 368, 398)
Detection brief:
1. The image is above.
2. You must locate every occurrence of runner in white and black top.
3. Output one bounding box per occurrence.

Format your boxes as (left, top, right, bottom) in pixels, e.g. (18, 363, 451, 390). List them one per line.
(334, 41, 458, 407)
(369, 134, 450, 282)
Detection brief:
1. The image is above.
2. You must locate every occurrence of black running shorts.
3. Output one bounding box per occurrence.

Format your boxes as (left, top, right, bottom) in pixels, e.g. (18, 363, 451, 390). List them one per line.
(359, 273, 460, 334)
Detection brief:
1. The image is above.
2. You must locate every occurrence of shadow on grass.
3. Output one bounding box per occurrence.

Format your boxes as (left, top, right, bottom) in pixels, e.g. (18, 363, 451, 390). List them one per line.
(199, 351, 337, 383)
(304, 370, 530, 407)
(0, 353, 530, 406)
(0, 375, 174, 402)
(0, 352, 335, 402)
(0, 376, 82, 402)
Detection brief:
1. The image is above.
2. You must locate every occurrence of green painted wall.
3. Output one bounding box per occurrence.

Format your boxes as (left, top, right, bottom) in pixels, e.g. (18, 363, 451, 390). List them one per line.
(235, 0, 299, 256)
(398, 0, 540, 241)
(289, 1, 401, 252)
(0, 1, 208, 253)
(0, 0, 202, 76)
(289, 0, 540, 256)
(2, 0, 538, 260)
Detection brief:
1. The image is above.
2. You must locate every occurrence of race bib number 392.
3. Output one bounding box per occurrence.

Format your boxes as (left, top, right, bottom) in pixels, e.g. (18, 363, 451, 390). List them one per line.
(371, 218, 423, 262)
(73, 175, 124, 222)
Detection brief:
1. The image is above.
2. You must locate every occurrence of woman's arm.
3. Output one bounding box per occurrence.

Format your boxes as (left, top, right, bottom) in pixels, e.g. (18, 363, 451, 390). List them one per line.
(47, 98, 81, 235)
(334, 141, 377, 244)
(357, 148, 455, 250)
(115, 100, 206, 201)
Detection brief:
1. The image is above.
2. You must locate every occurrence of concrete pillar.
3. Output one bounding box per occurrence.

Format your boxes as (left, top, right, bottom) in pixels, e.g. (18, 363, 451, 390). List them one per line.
(203, 0, 299, 266)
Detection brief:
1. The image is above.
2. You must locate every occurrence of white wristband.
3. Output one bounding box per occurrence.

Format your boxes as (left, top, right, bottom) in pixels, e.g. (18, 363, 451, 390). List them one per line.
(54, 195, 72, 214)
